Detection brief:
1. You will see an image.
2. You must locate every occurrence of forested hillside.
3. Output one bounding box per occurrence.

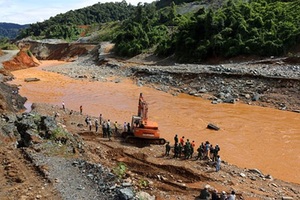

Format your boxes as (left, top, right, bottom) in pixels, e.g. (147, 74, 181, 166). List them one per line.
(17, 1, 135, 41)
(0, 23, 28, 39)
(114, 0, 300, 62)
(15, 0, 300, 62)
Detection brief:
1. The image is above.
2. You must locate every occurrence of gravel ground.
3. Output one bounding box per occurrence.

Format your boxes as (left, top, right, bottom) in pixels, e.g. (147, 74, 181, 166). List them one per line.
(30, 153, 117, 200)
(26, 144, 141, 200)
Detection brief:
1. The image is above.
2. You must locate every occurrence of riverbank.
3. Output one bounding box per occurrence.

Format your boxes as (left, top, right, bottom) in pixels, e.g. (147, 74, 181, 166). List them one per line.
(15, 102, 300, 199)
(44, 52, 300, 113)
(1, 48, 300, 199)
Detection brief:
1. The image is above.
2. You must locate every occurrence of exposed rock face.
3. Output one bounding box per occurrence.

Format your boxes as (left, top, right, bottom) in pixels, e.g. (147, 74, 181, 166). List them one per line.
(0, 82, 26, 113)
(2, 49, 39, 71)
(26, 40, 97, 61)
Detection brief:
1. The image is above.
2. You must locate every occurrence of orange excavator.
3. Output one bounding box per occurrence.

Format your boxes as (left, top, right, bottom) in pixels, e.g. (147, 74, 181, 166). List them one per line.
(122, 93, 166, 145)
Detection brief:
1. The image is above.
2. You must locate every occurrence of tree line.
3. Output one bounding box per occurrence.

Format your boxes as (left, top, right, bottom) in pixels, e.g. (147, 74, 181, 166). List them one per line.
(12, 0, 300, 62)
(114, 0, 300, 62)
(17, 1, 135, 41)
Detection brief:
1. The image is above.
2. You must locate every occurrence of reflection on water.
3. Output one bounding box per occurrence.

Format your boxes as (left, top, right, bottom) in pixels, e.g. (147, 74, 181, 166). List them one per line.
(10, 61, 300, 184)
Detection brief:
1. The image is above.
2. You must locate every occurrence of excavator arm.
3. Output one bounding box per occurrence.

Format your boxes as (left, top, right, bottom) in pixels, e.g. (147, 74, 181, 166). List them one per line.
(138, 93, 148, 124)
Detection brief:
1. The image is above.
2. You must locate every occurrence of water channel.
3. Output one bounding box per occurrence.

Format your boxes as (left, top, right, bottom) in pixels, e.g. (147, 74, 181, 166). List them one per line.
(10, 61, 300, 184)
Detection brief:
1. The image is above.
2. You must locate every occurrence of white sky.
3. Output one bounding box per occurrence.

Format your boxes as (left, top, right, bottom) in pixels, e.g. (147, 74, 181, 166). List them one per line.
(0, 0, 154, 25)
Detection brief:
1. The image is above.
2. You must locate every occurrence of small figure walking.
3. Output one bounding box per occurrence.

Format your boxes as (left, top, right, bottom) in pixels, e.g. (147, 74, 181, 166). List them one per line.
(62, 101, 65, 111)
(80, 105, 83, 115)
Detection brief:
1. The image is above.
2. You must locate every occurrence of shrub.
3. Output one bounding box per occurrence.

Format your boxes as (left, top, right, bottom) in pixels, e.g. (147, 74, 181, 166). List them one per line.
(113, 162, 127, 179)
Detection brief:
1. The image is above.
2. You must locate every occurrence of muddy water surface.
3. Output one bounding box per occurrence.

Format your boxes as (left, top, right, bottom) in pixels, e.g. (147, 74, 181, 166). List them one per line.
(10, 61, 300, 184)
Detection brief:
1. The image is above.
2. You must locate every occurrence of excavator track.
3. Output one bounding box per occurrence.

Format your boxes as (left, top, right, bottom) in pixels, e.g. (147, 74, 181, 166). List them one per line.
(125, 136, 166, 146)
(122, 132, 166, 146)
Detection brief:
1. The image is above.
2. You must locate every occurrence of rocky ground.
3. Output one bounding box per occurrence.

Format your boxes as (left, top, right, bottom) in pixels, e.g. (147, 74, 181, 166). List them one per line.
(0, 44, 300, 200)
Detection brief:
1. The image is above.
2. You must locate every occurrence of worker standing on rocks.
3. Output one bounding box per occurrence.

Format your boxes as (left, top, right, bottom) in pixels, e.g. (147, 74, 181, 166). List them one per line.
(180, 136, 185, 146)
(107, 119, 112, 141)
(114, 121, 118, 135)
(174, 143, 179, 158)
(191, 140, 195, 158)
(178, 143, 183, 158)
(80, 105, 83, 115)
(102, 121, 107, 137)
(123, 122, 127, 132)
(213, 144, 220, 161)
(127, 122, 131, 132)
(62, 101, 65, 111)
(226, 191, 236, 200)
(198, 185, 211, 200)
(174, 134, 178, 145)
(216, 155, 221, 172)
(85, 116, 89, 127)
(99, 114, 103, 125)
(95, 119, 99, 133)
(165, 142, 171, 156)
(88, 119, 92, 131)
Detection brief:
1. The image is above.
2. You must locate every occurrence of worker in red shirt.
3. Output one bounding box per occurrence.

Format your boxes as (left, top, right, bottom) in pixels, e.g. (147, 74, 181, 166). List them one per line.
(191, 140, 195, 158)
(180, 136, 185, 146)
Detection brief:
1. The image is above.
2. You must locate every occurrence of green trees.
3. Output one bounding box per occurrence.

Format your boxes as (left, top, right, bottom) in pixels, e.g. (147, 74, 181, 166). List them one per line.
(168, 0, 300, 62)
(16, 0, 300, 62)
(17, 1, 135, 40)
(113, 3, 170, 56)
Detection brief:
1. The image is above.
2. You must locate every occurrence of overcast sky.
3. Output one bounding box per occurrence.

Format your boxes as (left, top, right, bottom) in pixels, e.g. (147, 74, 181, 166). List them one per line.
(0, 0, 154, 25)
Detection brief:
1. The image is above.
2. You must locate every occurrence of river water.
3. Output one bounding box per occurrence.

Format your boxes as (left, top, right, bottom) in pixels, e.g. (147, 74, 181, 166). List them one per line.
(10, 61, 300, 184)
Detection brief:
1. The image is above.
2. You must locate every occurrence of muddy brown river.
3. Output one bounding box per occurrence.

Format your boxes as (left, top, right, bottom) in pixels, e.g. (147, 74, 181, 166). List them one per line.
(10, 61, 300, 184)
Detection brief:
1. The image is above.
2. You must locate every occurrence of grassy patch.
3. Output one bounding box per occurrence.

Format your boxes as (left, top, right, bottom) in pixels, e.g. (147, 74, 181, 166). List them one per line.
(113, 162, 127, 179)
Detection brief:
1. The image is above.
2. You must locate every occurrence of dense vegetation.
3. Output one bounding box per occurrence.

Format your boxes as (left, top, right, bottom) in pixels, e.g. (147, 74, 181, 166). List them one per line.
(4, 0, 299, 61)
(0, 23, 28, 39)
(114, 0, 300, 62)
(0, 37, 18, 50)
(17, 1, 135, 41)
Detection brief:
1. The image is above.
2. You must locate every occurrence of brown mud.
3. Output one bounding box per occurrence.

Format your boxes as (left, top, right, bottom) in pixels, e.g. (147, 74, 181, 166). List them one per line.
(10, 60, 300, 186)
(1, 47, 300, 199)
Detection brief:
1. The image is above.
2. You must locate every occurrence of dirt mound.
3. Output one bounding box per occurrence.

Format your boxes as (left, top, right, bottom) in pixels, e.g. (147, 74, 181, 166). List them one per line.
(2, 49, 39, 71)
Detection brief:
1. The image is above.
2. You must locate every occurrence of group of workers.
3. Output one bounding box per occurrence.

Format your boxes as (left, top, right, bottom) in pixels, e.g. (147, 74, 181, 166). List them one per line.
(85, 114, 123, 141)
(198, 184, 236, 200)
(165, 135, 222, 172)
(58, 104, 131, 141)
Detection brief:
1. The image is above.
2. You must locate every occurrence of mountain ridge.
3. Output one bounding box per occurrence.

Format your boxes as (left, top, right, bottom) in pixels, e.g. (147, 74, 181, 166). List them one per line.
(0, 22, 29, 39)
